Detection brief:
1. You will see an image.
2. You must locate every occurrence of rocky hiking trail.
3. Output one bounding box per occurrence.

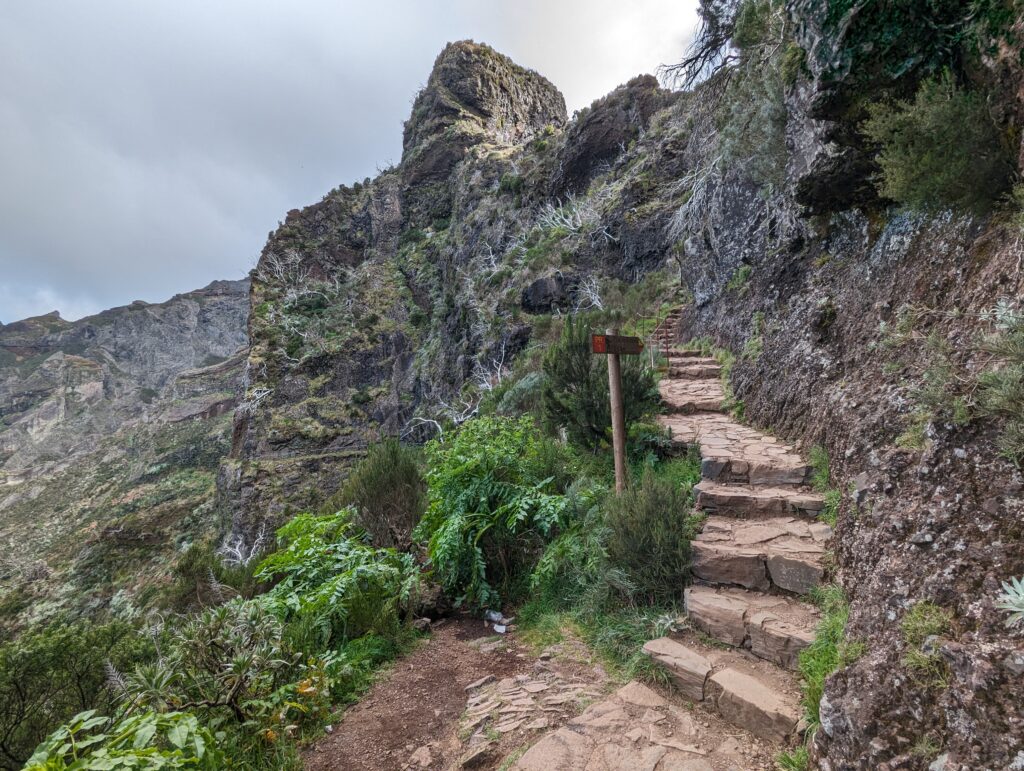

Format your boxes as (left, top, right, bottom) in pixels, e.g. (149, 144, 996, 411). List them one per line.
(305, 313, 831, 770)
(510, 313, 832, 770)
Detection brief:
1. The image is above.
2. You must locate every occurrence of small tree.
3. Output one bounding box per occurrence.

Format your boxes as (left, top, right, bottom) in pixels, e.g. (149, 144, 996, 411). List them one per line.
(329, 439, 426, 549)
(862, 73, 1011, 212)
(541, 315, 660, 452)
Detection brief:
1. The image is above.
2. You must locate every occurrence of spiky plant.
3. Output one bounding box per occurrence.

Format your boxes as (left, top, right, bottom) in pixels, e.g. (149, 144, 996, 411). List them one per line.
(995, 576, 1024, 629)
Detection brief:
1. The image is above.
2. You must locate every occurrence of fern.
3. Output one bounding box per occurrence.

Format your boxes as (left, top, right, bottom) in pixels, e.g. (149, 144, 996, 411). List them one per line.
(416, 416, 571, 609)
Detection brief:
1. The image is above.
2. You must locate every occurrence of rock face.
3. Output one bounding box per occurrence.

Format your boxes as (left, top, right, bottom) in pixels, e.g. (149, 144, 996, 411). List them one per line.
(0, 280, 248, 630)
(218, 25, 1021, 768)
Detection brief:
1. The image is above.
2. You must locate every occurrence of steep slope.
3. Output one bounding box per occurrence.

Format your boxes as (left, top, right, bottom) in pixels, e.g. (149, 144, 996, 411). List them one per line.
(224, 24, 1022, 769)
(0, 280, 248, 633)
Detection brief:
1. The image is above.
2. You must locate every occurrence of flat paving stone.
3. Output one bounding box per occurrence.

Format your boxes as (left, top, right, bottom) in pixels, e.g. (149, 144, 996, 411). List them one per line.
(684, 585, 818, 670)
(657, 413, 810, 485)
(640, 637, 802, 745)
(694, 480, 825, 519)
(512, 680, 775, 770)
(691, 517, 831, 595)
(669, 364, 723, 379)
(659, 379, 725, 414)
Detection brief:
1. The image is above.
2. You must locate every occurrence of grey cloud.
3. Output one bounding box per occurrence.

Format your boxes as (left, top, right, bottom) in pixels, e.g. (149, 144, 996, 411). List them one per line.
(0, 0, 697, 323)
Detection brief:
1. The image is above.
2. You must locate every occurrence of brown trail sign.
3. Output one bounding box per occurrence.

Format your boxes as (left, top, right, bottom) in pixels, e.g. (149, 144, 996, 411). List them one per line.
(592, 332, 645, 493)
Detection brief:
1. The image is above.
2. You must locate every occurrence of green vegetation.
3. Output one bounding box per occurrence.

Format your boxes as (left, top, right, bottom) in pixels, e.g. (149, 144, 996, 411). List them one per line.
(978, 300, 1024, 465)
(541, 315, 660, 452)
(417, 416, 571, 609)
(714, 0, 792, 187)
(862, 73, 1011, 213)
(725, 264, 752, 293)
(604, 468, 703, 605)
(808, 446, 842, 527)
(995, 576, 1024, 628)
(0, 621, 152, 769)
(776, 745, 810, 771)
(901, 601, 953, 688)
(798, 585, 864, 732)
(325, 440, 426, 549)
(26, 710, 223, 770)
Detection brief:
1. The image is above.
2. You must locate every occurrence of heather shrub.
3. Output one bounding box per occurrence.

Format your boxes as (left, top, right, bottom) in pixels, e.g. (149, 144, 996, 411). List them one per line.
(541, 315, 659, 452)
(604, 468, 702, 605)
(327, 439, 426, 549)
(862, 73, 1011, 212)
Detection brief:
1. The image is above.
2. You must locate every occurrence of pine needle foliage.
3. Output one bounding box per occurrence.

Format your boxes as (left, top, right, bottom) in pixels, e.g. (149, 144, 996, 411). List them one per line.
(326, 439, 426, 549)
(862, 73, 1011, 213)
(541, 315, 660, 452)
(604, 469, 703, 605)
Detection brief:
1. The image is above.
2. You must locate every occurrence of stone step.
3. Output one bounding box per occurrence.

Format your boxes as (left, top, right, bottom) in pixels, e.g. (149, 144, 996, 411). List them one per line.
(642, 636, 801, 742)
(684, 585, 818, 670)
(664, 348, 710, 359)
(657, 413, 811, 485)
(669, 363, 722, 379)
(511, 680, 779, 769)
(694, 480, 825, 519)
(691, 516, 831, 595)
(659, 378, 725, 414)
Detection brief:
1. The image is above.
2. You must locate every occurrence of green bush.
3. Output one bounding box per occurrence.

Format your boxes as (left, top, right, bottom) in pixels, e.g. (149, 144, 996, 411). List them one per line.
(0, 620, 152, 770)
(326, 439, 426, 549)
(541, 315, 660, 452)
(416, 416, 570, 609)
(604, 469, 702, 605)
(862, 73, 1011, 212)
(26, 710, 223, 770)
(256, 510, 419, 646)
(121, 599, 297, 724)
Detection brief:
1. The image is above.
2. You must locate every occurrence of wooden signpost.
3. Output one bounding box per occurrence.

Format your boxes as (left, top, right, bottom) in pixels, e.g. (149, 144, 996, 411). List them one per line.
(592, 331, 644, 493)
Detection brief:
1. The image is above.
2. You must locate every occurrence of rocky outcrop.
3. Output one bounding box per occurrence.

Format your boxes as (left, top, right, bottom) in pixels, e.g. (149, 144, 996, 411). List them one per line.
(0, 280, 248, 629)
(220, 23, 1021, 768)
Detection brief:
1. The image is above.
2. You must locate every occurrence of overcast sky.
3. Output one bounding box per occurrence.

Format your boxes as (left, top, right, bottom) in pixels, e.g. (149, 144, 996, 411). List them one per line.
(0, 1, 698, 323)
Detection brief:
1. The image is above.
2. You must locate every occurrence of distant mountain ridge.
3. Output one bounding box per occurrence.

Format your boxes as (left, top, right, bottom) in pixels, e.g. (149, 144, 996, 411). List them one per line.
(0, 278, 249, 634)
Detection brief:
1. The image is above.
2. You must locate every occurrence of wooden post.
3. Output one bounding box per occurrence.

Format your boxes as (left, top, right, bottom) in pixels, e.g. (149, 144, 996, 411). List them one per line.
(606, 328, 627, 494)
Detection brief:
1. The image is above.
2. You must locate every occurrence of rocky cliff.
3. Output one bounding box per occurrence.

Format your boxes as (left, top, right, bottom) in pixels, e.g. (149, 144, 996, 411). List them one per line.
(222, 24, 1022, 770)
(0, 280, 248, 632)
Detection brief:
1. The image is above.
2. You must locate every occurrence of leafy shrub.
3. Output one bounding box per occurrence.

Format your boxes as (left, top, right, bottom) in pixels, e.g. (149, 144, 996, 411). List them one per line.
(528, 481, 617, 613)
(417, 416, 570, 608)
(256, 510, 419, 646)
(0, 620, 152, 769)
(978, 299, 1024, 465)
(26, 710, 223, 770)
(542, 315, 660, 452)
(498, 173, 524, 195)
(862, 73, 1011, 212)
(326, 439, 426, 549)
(166, 541, 263, 611)
(120, 599, 297, 725)
(604, 469, 702, 605)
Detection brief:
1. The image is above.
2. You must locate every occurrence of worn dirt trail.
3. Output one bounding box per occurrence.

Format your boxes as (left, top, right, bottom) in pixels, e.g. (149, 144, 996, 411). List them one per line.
(302, 616, 531, 771)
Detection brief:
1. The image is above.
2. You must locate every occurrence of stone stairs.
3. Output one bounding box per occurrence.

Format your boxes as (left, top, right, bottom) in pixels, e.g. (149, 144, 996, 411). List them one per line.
(642, 342, 832, 745)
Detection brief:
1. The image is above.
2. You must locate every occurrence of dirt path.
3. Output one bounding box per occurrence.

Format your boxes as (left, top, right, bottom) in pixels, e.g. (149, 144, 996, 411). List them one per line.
(302, 616, 533, 771)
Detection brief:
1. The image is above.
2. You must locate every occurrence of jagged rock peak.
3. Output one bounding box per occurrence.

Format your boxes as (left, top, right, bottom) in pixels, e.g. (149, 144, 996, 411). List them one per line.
(402, 40, 567, 160)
